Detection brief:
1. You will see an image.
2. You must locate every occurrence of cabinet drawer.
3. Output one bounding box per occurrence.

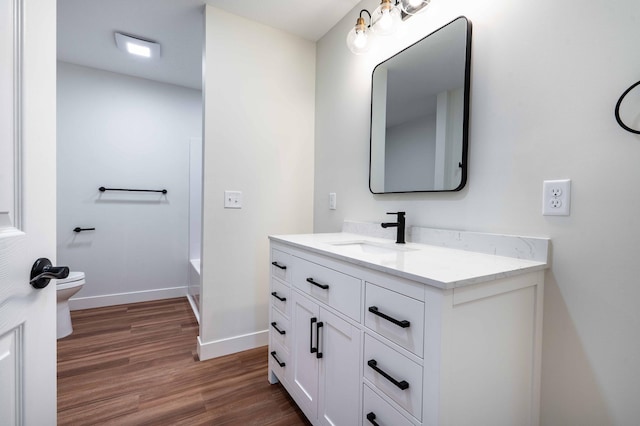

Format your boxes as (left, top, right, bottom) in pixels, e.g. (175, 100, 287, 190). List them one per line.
(271, 248, 292, 283)
(363, 384, 415, 426)
(364, 334, 423, 420)
(270, 307, 291, 351)
(269, 338, 290, 386)
(365, 282, 425, 357)
(293, 258, 362, 322)
(271, 278, 291, 318)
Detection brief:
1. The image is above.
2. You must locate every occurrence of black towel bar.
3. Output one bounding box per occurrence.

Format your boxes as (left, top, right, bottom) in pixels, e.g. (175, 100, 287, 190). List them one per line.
(99, 186, 167, 194)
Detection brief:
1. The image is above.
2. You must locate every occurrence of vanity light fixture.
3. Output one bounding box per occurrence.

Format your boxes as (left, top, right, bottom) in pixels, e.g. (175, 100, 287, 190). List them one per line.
(346, 0, 431, 54)
(400, 0, 431, 16)
(370, 0, 402, 36)
(346, 10, 373, 55)
(115, 32, 161, 59)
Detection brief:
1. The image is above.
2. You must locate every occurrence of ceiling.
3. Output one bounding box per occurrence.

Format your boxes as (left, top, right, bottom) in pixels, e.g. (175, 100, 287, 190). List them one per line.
(57, 0, 361, 90)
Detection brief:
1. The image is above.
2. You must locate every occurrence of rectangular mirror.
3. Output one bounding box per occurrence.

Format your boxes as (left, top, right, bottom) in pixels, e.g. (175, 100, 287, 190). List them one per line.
(369, 16, 472, 193)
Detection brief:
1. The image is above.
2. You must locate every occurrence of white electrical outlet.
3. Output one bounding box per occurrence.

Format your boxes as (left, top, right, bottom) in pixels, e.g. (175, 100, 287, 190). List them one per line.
(542, 179, 571, 216)
(329, 193, 336, 210)
(224, 190, 242, 209)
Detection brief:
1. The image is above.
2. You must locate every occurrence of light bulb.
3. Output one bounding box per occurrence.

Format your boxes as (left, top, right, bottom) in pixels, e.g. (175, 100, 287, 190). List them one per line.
(371, 0, 401, 36)
(353, 32, 367, 49)
(346, 17, 371, 55)
(378, 10, 392, 30)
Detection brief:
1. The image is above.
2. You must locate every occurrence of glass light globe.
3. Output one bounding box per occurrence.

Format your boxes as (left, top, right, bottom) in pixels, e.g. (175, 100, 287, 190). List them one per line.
(371, 0, 401, 36)
(346, 18, 371, 55)
(400, 0, 431, 16)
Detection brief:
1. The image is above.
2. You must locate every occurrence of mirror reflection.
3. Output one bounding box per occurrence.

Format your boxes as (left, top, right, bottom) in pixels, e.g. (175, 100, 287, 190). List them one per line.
(369, 16, 471, 193)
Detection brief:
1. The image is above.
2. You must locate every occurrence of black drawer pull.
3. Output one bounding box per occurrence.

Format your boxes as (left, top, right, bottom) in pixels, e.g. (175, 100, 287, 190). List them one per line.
(271, 292, 286, 302)
(367, 359, 409, 390)
(271, 261, 287, 270)
(316, 321, 324, 359)
(306, 277, 329, 290)
(270, 351, 285, 367)
(368, 306, 410, 328)
(271, 322, 285, 335)
(366, 412, 379, 426)
(310, 317, 318, 354)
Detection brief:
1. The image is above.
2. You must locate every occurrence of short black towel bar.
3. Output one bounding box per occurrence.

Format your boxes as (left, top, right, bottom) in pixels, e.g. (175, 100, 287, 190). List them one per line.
(99, 186, 167, 194)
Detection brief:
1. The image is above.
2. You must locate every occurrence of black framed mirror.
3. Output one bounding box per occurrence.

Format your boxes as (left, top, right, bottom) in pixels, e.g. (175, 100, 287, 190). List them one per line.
(369, 16, 472, 193)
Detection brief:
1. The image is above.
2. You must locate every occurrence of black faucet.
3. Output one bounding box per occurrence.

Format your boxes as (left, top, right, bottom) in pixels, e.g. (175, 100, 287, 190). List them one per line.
(381, 212, 406, 244)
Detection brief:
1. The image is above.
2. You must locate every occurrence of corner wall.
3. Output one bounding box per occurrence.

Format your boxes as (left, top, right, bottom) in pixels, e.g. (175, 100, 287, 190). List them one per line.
(199, 6, 315, 359)
(57, 62, 202, 308)
(314, 0, 640, 423)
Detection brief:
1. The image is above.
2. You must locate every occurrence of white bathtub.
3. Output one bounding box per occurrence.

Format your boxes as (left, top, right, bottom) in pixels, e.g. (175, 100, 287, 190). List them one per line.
(187, 258, 201, 323)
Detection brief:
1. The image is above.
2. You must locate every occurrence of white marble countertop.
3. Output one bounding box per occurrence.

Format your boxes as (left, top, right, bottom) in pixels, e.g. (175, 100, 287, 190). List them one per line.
(269, 232, 549, 290)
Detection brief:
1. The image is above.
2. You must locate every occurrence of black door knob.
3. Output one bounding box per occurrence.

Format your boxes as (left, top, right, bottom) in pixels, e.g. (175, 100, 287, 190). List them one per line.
(30, 258, 69, 289)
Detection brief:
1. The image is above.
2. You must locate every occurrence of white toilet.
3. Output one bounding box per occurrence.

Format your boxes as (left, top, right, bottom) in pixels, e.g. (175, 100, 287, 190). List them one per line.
(56, 271, 85, 339)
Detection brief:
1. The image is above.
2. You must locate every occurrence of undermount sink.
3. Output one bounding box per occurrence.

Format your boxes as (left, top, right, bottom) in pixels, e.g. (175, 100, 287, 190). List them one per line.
(328, 241, 418, 255)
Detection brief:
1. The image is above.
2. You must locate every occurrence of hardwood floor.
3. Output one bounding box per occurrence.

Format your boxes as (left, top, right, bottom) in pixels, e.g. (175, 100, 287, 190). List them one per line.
(57, 297, 310, 425)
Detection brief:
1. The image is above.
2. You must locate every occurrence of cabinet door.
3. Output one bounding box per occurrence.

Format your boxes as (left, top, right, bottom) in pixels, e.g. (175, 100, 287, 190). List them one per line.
(318, 308, 361, 426)
(291, 292, 321, 421)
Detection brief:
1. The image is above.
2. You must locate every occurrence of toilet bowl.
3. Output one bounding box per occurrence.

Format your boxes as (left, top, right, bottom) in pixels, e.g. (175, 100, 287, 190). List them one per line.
(56, 271, 85, 339)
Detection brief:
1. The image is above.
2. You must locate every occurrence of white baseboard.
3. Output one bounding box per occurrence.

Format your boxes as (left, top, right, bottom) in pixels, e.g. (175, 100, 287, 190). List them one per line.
(197, 330, 268, 361)
(69, 286, 188, 310)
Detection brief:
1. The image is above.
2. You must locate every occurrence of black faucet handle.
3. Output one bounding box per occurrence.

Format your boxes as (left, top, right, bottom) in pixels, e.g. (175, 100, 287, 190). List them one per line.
(386, 211, 405, 217)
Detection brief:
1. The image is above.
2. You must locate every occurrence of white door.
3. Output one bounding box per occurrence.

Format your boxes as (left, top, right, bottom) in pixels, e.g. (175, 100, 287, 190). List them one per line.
(317, 308, 361, 426)
(291, 292, 320, 421)
(0, 0, 58, 423)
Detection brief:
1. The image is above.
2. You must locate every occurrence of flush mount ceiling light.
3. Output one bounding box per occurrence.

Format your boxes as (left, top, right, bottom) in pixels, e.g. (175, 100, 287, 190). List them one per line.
(115, 32, 161, 59)
(346, 0, 430, 55)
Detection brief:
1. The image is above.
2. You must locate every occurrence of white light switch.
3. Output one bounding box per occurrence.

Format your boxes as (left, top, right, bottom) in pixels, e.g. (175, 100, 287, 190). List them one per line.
(329, 193, 337, 210)
(224, 190, 242, 209)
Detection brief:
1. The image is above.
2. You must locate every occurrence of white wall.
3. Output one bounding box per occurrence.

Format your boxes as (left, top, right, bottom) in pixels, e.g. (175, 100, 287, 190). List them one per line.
(57, 62, 202, 308)
(199, 7, 315, 359)
(315, 0, 640, 424)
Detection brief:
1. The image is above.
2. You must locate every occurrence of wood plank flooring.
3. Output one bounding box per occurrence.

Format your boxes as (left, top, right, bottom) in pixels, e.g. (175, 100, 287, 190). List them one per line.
(57, 297, 310, 425)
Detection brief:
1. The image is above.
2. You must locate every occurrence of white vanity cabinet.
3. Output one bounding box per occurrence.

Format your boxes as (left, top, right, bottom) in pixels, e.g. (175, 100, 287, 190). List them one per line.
(290, 292, 361, 425)
(268, 248, 293, 388)
(269, 246, 362, 426)
(268, 231, 548, 426)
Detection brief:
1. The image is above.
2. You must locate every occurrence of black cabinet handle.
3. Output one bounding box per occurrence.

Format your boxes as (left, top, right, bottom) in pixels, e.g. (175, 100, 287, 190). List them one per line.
(316, 321, 324, 359)
(271, 261, 287, 270)
(366, 412, 380, 426)
(310, 317, 318, 354)
(270, 351, 285, 367)
(367, 359, 409, 390)
(271, 292, 286, 302)
(271, 322, 285, 335)
(368, 306, 410, 328)
(306, 277, 329, 290)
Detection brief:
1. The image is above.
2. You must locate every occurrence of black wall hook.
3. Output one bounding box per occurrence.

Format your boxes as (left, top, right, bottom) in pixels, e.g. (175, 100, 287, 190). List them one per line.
(73, 227, 95, 233)
(615, 80, 640, 135)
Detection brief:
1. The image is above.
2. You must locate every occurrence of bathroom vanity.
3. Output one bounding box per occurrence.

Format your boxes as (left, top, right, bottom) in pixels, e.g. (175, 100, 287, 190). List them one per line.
(268, 226, 548, 426)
